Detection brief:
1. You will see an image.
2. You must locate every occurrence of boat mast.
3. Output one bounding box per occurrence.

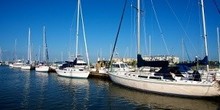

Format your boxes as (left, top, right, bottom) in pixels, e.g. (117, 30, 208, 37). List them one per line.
(200, 0, 209, 72)
(217, 27, 220, 69)
(43, 26, 46, 63)
(28, 28, 31, 64)
(75, 0, 80, 59)
(14, 39, 17, 60)
(137, 0, 141, 55)
(38, 45, 41, 62)
(182, 38, 184, 62)
(149, 35, 151, 57)
(43, 26, 49, 63)
(0, 47, 1, 62)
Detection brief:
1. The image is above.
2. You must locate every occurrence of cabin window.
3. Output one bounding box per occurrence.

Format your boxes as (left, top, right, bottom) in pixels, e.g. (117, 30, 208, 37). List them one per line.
(120, 64, 126, 68)
(112, 64, 120, 68)
(77, 63, 87, 65)
(138, 75, 148, 78)
(149, 76, 161, 80)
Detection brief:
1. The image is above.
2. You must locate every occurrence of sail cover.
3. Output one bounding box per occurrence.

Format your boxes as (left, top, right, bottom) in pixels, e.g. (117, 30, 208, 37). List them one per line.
(137, 54, 169, 68)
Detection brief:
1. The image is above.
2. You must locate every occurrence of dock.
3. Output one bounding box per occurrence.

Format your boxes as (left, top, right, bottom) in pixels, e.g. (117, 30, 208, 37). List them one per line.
(89, 71, 110, 80)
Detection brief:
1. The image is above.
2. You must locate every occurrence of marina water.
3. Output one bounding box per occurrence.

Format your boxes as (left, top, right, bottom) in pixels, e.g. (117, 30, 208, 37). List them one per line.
(0, 66, 219, 110)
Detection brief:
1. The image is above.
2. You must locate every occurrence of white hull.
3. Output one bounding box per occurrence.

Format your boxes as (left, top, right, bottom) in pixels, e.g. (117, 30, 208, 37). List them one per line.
(10, 60, 24, 68)
(109, 72, 220, 97)
(21, 65, 31, 70)
(9, 63, 14, 67)
(35, 65, 49, 72)
(56, 67, 90, 78)
(12, 64, 23, 68)
(21, 65, 32, 70)
(50, 65, 57, 70)
(99, 69, 108, 74)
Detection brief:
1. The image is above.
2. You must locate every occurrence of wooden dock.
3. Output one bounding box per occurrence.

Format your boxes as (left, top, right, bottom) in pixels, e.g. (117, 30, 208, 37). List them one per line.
(89, 71, 110, 80)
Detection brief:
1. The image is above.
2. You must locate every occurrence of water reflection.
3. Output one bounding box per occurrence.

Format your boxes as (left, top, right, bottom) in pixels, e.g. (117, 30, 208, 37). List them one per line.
(109, 84, 219, 110)
(56, 76, 89, 87)
(21, 71, 31, 109)
(35, 72, 49, 77)
(1, 66, 219, 109)
(35, 72, 49, 109)
(56, 77, 89, 109)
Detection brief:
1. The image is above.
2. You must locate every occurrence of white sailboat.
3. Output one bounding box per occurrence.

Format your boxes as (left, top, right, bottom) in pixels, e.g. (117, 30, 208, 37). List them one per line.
(206, 27, 220, 80)
(56, 0, 90, 78)
(21, 28, 34, 70)
(35, 65, 49, 72)
(109, 0, 220, 97)
(11, 59, 24, 68)
(10, 39, 24, 68)
(21, 65, 31, 70)
(36, 26, 50, 72)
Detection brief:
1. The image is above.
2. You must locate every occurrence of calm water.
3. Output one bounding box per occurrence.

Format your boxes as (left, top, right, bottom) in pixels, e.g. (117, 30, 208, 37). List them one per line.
(0, 66, 219, 110)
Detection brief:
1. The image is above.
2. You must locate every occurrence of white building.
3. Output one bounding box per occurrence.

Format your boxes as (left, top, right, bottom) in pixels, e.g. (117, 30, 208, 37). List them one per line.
(143, 55, 179, 64)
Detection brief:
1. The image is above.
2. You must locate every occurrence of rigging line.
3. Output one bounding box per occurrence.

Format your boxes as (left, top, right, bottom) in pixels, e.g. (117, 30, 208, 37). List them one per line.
(184, 0, 193, 31)
(80, 1, 90, 68)
(70, 7, 77, 33)
(185, 8, 192, 31)
(181, 38, 184, 61)
(109, 0, 127, 69)
(165, 0, 199, 56)
(183, 39, 191, 61)
(150, 0, 170, 55)
(183, 0, 193, 33)
(183, 1, 194, 59)
(144, 32, 148, 56)
(69, 2, 78, 58)
(212, 0, 220, 15)
(183, 0, 191, 18)
(68, 28, 72, 59)
(141, 0, 148, 56)
(123, 47, 129, 59)
(131, 1, 137, 58)
(139, 0, 148, 55)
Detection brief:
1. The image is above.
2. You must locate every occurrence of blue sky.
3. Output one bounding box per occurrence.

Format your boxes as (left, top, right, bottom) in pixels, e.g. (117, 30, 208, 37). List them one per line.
(0, 0, 219, 63)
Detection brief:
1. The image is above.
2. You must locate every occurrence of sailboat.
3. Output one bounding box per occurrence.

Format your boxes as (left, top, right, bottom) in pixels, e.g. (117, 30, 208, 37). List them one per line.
(10, 39, 25, 68)
(109, 0, 220, 97)
(35, 26, 50, 72)
(56, 0, 90, 78)
(21, 28, 34, 70)
(200, 27, 220, 81)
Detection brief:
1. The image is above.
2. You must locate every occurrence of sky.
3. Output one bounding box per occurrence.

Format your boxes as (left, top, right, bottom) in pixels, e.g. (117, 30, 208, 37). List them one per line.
(0, 0, 219, 63)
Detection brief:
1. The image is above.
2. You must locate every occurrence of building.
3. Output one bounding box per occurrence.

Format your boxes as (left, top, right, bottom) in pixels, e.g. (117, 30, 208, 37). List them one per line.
(143, 55, 180, 64)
